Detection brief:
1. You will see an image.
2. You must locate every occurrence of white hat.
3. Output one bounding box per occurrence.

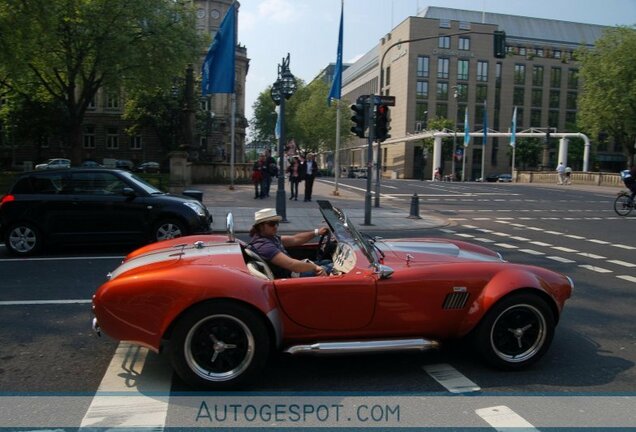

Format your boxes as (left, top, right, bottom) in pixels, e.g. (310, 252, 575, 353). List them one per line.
(253, 208, 282, 226)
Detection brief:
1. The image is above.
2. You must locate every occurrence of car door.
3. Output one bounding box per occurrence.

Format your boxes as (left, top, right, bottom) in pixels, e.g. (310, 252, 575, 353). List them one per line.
(274, 268, 377, 331)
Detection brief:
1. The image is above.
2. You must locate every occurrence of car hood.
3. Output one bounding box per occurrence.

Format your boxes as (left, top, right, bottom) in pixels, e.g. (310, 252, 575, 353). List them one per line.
(108, 240, 242, 280)
(377, 238, 503, 264)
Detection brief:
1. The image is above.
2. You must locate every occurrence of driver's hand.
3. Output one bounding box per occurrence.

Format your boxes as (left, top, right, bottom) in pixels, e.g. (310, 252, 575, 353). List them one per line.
(318, 227, 330, 236)
(314, 265, 326, 276)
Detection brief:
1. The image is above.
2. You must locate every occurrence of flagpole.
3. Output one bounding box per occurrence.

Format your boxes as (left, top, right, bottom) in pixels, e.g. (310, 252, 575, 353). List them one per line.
(481, 100, 487, 181)
(229, 93, 236, 190)
(334, 100, 341, 195)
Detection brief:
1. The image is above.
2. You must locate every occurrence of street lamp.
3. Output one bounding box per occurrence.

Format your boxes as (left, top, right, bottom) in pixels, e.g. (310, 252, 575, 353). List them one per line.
(270, 53, 297, 222)
(451, 86, 459, 180)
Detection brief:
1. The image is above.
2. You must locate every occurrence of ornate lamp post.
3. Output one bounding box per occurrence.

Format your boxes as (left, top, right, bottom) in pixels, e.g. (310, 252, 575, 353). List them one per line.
(270, 53, 297, 222)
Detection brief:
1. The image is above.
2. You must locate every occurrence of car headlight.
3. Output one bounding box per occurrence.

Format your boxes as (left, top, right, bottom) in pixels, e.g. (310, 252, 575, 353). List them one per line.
(183, 201, 206, 217)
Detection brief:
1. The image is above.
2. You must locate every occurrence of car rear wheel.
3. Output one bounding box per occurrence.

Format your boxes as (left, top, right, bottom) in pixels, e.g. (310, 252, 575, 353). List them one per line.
(474, 293, 555, 370)
(5, 222, 42, 256)
(154, 219, 186, 241)
(170, 302, 270, 389)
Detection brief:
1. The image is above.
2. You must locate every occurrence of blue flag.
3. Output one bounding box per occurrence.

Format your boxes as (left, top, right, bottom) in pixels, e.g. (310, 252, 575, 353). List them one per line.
(482, 100, 488, 144)
(327, 1, 344, 106)
(202, 3, 236, 95)
(463, 108, 470, 147)
(510, 106, 517, 148)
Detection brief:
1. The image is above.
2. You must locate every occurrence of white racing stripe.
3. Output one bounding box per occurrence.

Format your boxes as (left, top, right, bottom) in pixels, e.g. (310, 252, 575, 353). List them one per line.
(423, 363, 480, 393)
(80, 342, 172, 429)
(475, 405, 538, 431)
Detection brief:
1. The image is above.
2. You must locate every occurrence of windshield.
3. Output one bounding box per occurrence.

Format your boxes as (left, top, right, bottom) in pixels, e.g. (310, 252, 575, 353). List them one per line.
(122, 171, 164, 195)
(317, 200, 378, 267)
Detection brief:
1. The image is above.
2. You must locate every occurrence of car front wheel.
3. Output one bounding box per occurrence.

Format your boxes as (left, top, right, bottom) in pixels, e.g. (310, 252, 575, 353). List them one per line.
(5, 222, 42, 256)
(170, 302, 270, 389)
(474, 293, 555, 370)
(154, 219, 186, 241)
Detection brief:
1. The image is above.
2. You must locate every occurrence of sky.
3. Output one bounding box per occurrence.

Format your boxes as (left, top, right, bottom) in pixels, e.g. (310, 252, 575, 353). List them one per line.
(237, 0, 636, 136)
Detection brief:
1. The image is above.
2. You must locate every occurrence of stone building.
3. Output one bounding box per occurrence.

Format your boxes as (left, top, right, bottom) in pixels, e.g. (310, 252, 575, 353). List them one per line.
(340, 6, 614, 179)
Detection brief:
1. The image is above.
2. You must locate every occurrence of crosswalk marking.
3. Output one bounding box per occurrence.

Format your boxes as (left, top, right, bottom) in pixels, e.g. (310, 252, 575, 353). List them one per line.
(476, 406, 538, 431)
(607, 260, 636, 267)
(495, 243, 518, 249)
(552, 246, 578, 253)
(617, 275, 636, 283)
(547, 256, 576, 263)
(578, 252, 606, 259)
(519, 249, 544, 255)
(423, 363, 480, 394)
(579, 264, 612, 273)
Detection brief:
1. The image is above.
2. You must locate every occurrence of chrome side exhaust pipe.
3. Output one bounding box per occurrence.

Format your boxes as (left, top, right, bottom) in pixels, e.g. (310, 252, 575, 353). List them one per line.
(285, 338, 439, 355)
(92, 317, 101, 337)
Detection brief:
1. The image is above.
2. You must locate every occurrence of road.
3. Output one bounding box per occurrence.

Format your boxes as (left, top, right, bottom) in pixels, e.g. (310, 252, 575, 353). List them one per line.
(1, 180, 635, 429)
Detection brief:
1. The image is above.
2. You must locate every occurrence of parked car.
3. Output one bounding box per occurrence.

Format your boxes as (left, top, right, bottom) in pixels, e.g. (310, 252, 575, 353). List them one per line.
(485, 173, 502, 182)
(80, 160, 103, 168)
(92, 200, 573, 389)
(135, 161, 160, 173)
(0, 168, 212, 256)
(34, 158, 71, 170)
(498, 173, 513, 182)
(115, 159, 134, 170)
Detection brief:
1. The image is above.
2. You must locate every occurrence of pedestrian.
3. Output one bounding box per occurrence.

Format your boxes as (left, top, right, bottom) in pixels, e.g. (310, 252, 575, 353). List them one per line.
(288, 156, 301, 200)
(564, 166, 572, 185)
(247, 208, 331, 278)
(433, 167, 441, 181)
(302, 153, 318, 202)
(556, 162, 566, 185)
(261, 149, 277, 198)
(251, 154, 265, 199)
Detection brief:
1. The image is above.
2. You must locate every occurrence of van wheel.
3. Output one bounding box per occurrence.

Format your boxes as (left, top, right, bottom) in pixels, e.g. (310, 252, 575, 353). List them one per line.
(5, 222, 42, 256)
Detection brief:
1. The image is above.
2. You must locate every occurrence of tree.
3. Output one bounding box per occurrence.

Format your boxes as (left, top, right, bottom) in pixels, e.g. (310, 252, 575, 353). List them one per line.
(577, 26, 636, 167)
(514, 138, 543, 169)
(0, 0, 202, 163)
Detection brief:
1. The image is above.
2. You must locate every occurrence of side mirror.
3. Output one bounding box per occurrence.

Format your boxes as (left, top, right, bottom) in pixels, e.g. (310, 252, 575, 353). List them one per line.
(375, 264, 394, 279)
(122, 187, 136, 197)
(226, 212, 235, 243)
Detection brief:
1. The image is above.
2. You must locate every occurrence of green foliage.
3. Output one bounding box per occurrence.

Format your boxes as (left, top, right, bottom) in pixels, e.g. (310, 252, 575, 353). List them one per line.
(514, 138, 543, 169)
(577, 26, 636, 165)
(421, 116, 454, 160)
(0, 0, 203, 161)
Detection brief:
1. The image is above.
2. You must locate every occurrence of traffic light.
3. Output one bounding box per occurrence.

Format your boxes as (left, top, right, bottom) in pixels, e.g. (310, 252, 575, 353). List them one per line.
(350, 101, 367, 138)
(375, 104, 391, 142)
(493, 31, 506, 59)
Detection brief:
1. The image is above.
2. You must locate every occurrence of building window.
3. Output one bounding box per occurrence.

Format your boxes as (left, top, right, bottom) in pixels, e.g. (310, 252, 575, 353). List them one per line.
(475, 103, 486, 125)
(39, 135, 49, 149)
(83, 125, 95, 149)
(417, 56, 429, 78)
(416, 81, 428, 98)
(568, 69, 579, 89)
(458, 37, 470, 50)
(519, 47, 527, 56)
(477, 61, 488, 82)
(549, 90, 560, 109)
(455, 83, 468, 102)
(438, 35, 450, 49)
(476, 84, 488, 102)
(565, 111, 576, 128)
(514, 64, 526, 85)
(458, 21, 471, 30)
(530, 109, 542, 127)
(106, 92, 120, 110)
(534, 48, 544, 57)
(130, 135, 143, 150)
(87, 96, 96, 110)
(437, 82, 449, 100)
(513, 87, 525, 106)
(496, 62, 502, 86)
(457, 59, 469, 80)
(548, 110, 559, 128)
(516, 108, 524, 128)
(532, 65, 544, 86)
(553, 49, 562, 59)
(439, 19, 450, 29)
(106, 127, 119, 150)
(436, 103, 448, 118)
(416, 102, 428, 123)
(566, 92, 577, 110)
(437, 58, 449, 79)
(531, 89, 543, 107)
(551, 67, 562, 88)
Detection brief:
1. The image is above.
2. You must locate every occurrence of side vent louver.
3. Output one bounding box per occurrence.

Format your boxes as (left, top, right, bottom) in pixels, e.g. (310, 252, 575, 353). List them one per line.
(442, 292, 469, 310)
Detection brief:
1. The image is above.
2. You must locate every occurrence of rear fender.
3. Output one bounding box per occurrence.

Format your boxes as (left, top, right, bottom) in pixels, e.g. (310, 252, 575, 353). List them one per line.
(458, 269, 555, 336)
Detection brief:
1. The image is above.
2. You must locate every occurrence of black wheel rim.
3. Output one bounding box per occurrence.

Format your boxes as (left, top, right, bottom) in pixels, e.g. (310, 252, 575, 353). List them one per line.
(184, 314, 255, 382)
(490, 303, 546, 363)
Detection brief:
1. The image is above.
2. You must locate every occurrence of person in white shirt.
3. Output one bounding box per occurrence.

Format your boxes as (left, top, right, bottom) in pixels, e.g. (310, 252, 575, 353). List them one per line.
(556, 162, 566, 185)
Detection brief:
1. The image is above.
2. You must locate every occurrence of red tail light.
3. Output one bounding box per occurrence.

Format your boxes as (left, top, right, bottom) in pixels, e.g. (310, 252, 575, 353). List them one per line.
(0, 194, 15, 207)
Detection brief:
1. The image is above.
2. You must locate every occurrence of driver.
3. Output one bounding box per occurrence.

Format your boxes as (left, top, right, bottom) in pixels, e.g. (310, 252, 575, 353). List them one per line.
(247, 208, 331, 278)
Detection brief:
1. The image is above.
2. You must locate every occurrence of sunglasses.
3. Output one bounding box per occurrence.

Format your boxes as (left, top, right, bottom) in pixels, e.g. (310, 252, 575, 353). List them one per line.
(265, 221, 279, 227)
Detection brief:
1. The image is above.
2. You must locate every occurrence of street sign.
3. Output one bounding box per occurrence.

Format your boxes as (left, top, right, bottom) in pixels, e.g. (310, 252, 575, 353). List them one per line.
(358, 95, 396, 106)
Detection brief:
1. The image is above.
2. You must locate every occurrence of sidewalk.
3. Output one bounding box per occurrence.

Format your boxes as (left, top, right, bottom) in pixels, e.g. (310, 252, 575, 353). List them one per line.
(193, 179, 448, 233)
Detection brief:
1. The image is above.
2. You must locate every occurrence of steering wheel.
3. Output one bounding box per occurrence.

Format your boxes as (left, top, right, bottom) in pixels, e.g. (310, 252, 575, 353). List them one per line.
(316, 229, 337, 261)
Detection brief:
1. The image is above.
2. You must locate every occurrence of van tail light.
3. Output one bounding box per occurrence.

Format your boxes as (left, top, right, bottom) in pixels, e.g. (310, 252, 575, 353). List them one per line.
(0, 194, 15, 208)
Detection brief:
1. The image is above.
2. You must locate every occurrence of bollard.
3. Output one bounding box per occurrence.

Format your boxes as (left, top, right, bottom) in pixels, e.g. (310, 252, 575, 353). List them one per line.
(408, 193, 421, 219)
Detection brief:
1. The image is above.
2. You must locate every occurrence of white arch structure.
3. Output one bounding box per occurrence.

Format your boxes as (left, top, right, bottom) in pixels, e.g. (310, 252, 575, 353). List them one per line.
(382, 131, 591, 181)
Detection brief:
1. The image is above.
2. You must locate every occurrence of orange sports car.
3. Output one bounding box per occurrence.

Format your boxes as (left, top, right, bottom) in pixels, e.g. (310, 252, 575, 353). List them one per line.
(92, 200, 573, 389)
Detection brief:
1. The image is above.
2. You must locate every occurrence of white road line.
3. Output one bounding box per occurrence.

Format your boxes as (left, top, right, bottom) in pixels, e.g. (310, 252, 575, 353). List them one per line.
(0, 299, 92, 306)
(80, 342, 172, 429)
(519, 249, 545, 255)
(613, 244, 636, 250)
(475, 405, 538, 431)
(551, 246, 578, 253)
(495, 243, 518, 249)
(476, 228, 493, 233)
(579, 264, 613, 273)
(607, 260, 636, 267)
(440, 229, 456, 234)
(509, 236, 530, 241)
(462, 225, 479, 229)
(530, 241, 552, 247)
(455, 233, 475, 238)
(491, 232, 509, 237)
(565, 234, 586, 239)
(578, 252, 606, 259)
(423, 363, 480, 394)
(588, 239, 610, 244)
(474, 238, 496, 243)
(545, 231, 563, 235)
(547, 256, 576, 263)
(617, 275, 636, 283)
